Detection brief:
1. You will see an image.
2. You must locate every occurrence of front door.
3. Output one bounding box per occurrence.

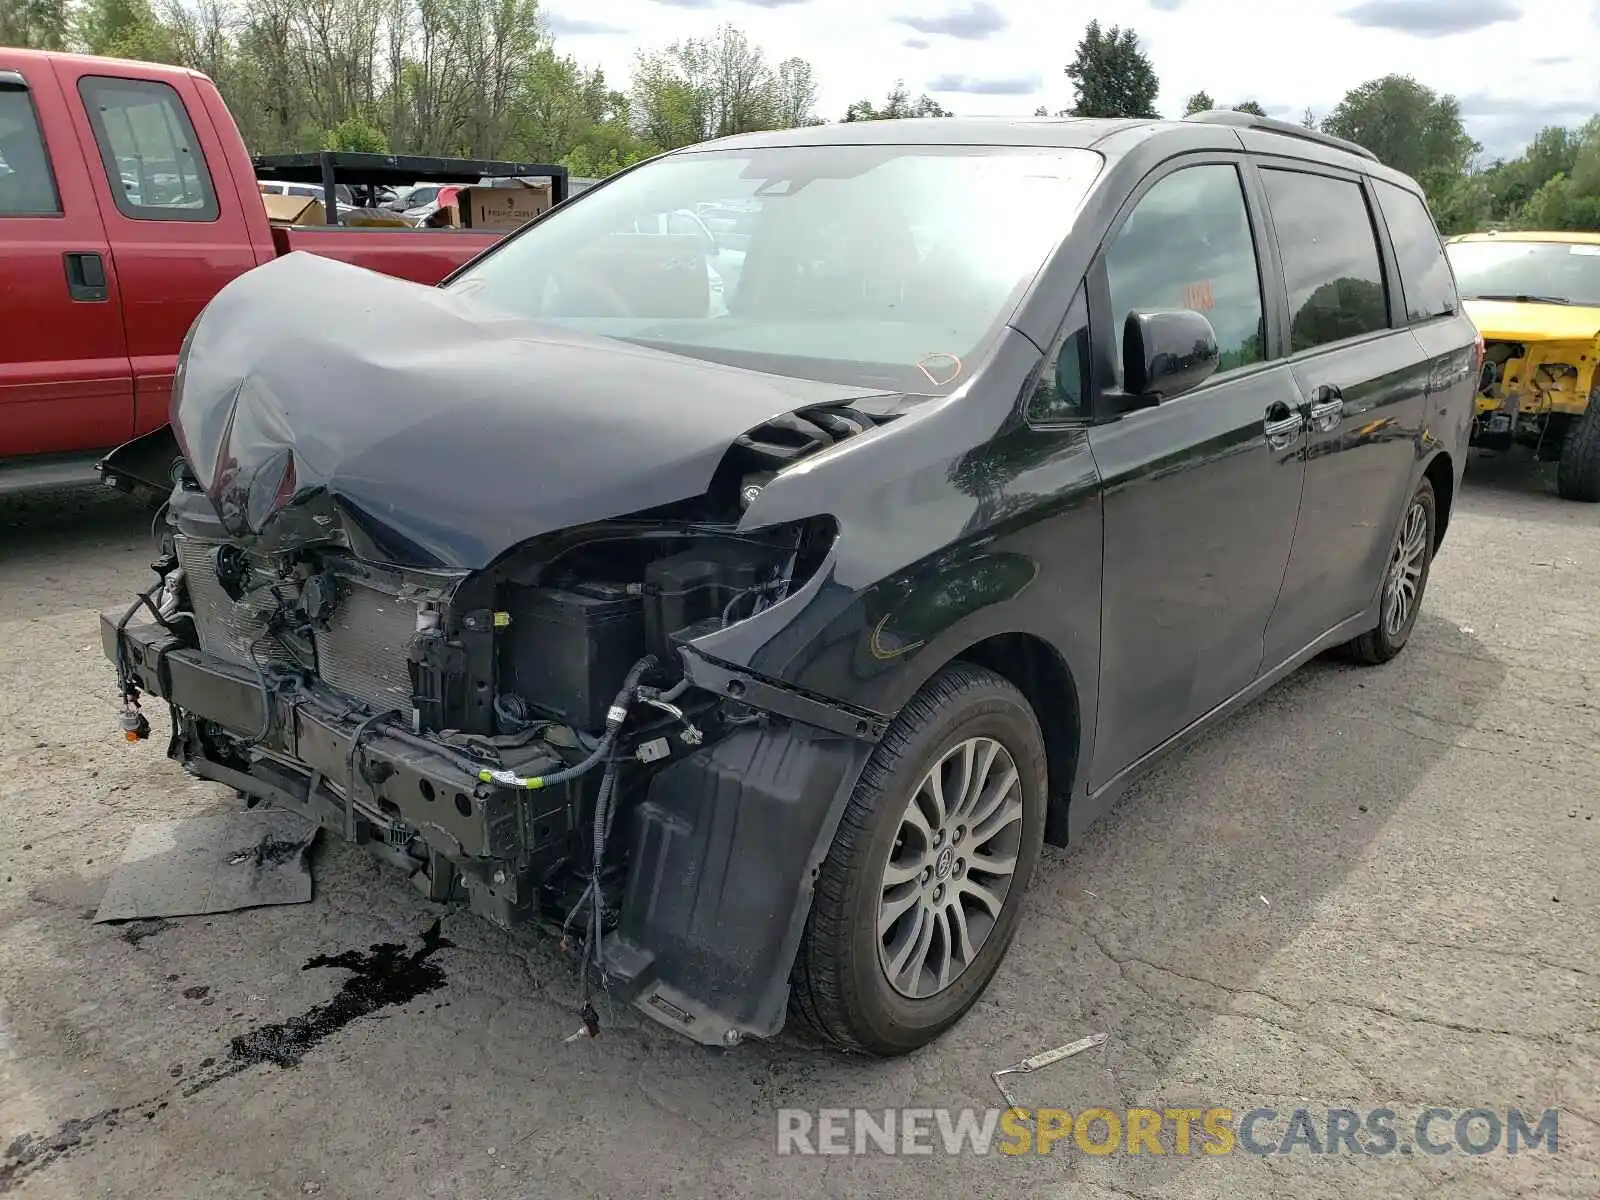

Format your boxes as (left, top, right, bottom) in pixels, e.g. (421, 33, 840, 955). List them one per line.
(56, 62, 258, 437)
(1085, 159, 1307, 791)
(0, 59, 131, 458)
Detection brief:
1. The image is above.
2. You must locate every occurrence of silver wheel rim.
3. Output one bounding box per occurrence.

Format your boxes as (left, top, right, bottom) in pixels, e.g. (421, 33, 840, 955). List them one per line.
(1383, 499, 1428, 638)
(876, 736, 1025, 1000)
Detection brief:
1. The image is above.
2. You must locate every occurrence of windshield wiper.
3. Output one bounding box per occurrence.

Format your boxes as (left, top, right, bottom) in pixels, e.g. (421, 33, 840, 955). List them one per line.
(1470, 293, 1571, 305)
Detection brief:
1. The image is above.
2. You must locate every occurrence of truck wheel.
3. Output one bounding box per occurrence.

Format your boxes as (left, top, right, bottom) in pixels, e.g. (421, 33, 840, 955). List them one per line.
(790, 663, 1046, 1056)
(1556, 390, 1600, 502)
(1343, 476, 1436, 665)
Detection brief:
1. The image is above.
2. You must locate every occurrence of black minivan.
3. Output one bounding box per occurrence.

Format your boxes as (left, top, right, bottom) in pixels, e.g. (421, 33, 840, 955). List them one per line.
(104, 108, 1479, 1056)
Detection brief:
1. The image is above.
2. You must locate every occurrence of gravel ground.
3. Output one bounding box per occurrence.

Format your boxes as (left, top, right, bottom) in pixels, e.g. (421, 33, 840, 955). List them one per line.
(1, 459, 1596, 1200)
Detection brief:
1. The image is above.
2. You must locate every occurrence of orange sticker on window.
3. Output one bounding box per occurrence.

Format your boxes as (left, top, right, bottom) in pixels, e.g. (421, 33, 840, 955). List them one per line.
(1179, 281, 1214, 311)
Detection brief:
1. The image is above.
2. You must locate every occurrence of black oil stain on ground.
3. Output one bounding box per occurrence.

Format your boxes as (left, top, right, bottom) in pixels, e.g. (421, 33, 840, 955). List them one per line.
(117, 918, 174, 946)
(229, 919, 452, 1067)
(0, 921, 451, 1193)
(0, 1100, 162, 1194)
(228, 838, 311, 869)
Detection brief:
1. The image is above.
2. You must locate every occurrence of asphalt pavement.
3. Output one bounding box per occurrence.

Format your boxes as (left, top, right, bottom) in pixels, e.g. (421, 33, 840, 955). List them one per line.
(0, 456, 1595, 1199)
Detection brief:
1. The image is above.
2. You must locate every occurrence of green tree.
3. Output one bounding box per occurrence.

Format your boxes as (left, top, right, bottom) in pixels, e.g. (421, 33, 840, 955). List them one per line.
(1183, 90, 1215, 116)
(1481, 125, 1581, 224)
(1320, 75, 1478, 205)
(631, 25, 812, 147)
(324, 117, 389, 152)
(843, 81, 950, 121)
(0, 0, 70, 47)
(1429, 171, 1493, 236)
(1515, 126, 1600, 230)
(1232, 100, 1266, 117)
(775, 57, 820, 128)
(76, 0, 179, 62)
(1064, 20, 1159, 119)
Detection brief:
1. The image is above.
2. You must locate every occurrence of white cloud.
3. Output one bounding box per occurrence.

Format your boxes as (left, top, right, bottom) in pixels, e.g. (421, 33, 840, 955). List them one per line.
(551, 0, 1597, 158)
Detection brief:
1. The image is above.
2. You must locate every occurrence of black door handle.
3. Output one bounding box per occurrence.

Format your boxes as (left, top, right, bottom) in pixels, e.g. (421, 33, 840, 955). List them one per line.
(64, 252, 108, 302)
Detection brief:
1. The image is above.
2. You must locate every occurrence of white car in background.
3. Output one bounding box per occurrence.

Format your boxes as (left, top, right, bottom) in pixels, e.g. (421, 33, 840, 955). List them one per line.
(258, 179, 358, 222)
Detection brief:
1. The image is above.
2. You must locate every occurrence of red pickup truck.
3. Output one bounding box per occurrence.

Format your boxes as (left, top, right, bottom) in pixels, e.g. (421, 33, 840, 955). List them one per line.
(0, 49, 566, 493)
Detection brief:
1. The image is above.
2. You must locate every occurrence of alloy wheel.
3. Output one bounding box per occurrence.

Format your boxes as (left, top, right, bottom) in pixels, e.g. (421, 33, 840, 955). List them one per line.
(1383, 498, 1429, 638)
(876, 736, 1026, 999)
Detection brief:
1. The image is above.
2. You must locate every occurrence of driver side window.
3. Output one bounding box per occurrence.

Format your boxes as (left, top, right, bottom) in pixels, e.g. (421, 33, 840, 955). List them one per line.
(1105, 164, 1266, 384)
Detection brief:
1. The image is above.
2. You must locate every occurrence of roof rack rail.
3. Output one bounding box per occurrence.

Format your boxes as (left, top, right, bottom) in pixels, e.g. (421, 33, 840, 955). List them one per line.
(1183, 109, 1379, 163)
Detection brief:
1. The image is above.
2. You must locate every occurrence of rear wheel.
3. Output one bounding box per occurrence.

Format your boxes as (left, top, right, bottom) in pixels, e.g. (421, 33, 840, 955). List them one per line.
(1556, 391, 1600, 502)
(789, 663, 1047, 1055)
(1342, 476, 1436, 665)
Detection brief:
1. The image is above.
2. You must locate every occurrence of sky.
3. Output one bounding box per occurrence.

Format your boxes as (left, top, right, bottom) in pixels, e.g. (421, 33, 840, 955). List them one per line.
(542, 0, 1599, 161)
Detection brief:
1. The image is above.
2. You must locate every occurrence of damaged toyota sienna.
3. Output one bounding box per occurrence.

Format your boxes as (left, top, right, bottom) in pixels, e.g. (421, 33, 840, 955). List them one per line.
(101, 111, 1476, 1056)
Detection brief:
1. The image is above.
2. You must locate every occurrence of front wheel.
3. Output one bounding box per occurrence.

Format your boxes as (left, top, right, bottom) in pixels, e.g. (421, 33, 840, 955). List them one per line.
(789, 664, 1047, 1055)
(1556, 392, 1600, 502)
(1342, 476, 1436, 665)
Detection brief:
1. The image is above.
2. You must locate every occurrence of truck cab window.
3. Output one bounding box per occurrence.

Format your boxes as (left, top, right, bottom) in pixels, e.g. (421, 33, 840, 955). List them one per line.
(78, 76, 218, 221)
(1104, 163, 1267, 383)
(0, 89, 61, 216)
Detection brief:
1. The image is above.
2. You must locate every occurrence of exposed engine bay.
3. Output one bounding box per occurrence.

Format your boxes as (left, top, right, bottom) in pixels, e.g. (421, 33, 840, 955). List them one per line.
(1471, 338, 1593, 456)
(109, 401, 885, 1047)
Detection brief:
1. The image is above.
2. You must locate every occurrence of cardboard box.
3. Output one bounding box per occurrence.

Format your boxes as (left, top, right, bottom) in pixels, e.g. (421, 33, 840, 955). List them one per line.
(262, 193, 325, 226)
(344, 208, 415, 228)
(456, 181, 552, 230)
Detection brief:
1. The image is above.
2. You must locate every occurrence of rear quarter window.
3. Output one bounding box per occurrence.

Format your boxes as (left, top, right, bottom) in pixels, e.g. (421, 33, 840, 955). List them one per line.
(78, 75, 218, 222)
(1373, 180, 1458, 323)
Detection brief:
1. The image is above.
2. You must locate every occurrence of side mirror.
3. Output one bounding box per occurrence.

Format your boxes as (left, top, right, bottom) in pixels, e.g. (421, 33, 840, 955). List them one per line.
(1122, 308, 1221, 405)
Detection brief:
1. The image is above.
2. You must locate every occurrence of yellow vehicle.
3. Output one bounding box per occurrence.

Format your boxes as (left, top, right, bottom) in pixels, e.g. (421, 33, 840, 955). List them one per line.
(1445, 230, 1600, 501)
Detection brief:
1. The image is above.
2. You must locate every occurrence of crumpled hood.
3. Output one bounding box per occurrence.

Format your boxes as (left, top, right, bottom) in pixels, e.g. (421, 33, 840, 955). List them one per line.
(173, 251, 886, 569)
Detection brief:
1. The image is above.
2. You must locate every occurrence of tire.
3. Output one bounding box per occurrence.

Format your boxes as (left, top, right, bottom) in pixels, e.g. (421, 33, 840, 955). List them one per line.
(789, 663, 1047, 1055)
(1556, 391, 1600, 502)
(1342, 476, 1436, 665)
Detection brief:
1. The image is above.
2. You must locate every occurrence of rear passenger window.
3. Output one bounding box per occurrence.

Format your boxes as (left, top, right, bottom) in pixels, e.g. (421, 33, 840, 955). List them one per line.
(1105, 163, 1266, 381)
(1373, 180, 1458, 322)
(78, 76, 218, 221)
(1261, 169, 1389, 352)
(0, 87, 61, 216)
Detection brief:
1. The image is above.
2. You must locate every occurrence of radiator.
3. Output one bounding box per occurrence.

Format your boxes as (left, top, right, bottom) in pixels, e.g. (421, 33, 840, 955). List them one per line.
(313, 579, 416, 714)
(177, 535, 414, 714)
(175, 537, 292, 669)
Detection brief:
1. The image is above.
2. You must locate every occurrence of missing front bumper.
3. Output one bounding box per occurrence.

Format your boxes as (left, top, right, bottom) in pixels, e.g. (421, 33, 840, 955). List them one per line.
(102, 606, 876, 1047)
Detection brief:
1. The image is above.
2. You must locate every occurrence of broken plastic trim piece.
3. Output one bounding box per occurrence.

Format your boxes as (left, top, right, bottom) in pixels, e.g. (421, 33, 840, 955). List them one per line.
(991, 1032, 1108, 1115)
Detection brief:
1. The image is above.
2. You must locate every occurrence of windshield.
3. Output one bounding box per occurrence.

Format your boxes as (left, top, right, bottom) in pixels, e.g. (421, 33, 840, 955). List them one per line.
(1446, 239, 1600, 307)
(446, 144, 1103, 392)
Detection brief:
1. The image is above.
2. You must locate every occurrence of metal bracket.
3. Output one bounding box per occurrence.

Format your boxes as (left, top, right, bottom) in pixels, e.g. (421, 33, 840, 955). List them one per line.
(680, 650, 888, 742)
(991, 1032, 1108, 1114)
